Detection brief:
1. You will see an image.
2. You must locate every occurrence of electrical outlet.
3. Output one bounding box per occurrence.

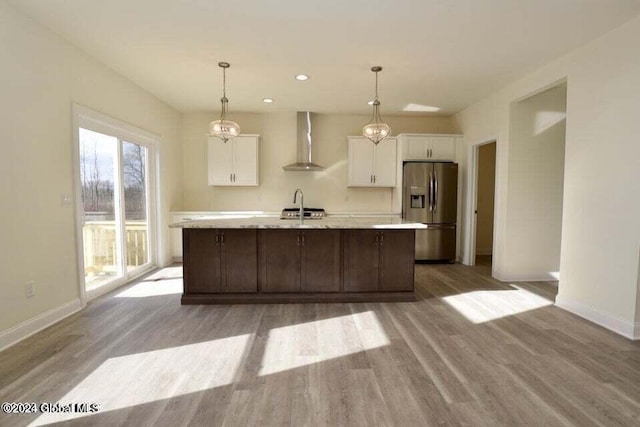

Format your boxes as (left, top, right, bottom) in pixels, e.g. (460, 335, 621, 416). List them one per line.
(25, 281, 35, 298)
(60, 194, 73, 207)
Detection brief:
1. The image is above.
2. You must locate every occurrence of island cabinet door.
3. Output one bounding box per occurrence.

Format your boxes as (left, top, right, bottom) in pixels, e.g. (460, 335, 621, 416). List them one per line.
(259, 230, 301, 292)
(343, 230, 380, 292)
(219, 229, 257, 293)
(300, 230, 342, 292)
(183, 228, 222, 293)
(379, 230, 415, 291)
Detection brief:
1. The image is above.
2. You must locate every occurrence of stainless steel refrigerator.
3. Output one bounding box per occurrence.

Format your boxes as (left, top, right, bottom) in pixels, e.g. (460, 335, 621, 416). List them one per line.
(402, 161, 458, 262)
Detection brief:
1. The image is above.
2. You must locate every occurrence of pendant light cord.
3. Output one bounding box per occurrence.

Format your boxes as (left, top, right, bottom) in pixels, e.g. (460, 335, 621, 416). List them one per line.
(375, 70, 379, 102)
(222, 66, 227, 99)
(370, 69, 381, 122)
(220, 66, 227, 121)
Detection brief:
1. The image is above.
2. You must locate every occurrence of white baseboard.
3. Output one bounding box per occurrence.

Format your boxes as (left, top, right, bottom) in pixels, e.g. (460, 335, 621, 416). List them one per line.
(555, 295, 639, 340)
(493, 271, 558, 282)
(0, 298, 83, 352)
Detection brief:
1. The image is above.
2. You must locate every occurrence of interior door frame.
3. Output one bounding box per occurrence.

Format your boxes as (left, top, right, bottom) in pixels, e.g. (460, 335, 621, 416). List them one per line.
(72, 104, 160, 305)
(464, 137, 498, 266)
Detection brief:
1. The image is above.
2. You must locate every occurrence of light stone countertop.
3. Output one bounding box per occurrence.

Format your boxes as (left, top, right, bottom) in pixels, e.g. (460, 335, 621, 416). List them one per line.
(169, 216, 428, 230)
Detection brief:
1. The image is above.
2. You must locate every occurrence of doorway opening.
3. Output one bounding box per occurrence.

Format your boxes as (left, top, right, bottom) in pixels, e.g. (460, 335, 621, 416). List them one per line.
(475, 141, 496, 268)
(73, 105, 158, 301)
(505, 82, 567, 281)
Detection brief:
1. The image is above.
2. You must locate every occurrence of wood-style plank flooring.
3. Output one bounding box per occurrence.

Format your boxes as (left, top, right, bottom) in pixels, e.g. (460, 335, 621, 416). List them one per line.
(1, 258, 639, 426)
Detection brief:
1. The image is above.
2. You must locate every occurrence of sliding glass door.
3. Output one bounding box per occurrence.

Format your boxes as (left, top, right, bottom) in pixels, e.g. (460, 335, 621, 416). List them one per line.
(80, 129, 122, 290)
(77, 111, 155, 296)
(122, 141, 150, 273)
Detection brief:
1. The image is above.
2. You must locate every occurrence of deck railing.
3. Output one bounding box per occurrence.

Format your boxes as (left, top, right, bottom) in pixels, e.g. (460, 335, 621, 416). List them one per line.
(83, 221, 148, 275)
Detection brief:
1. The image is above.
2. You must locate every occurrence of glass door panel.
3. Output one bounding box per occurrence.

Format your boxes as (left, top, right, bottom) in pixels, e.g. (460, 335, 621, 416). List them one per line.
(122, 141, 150, 273)
(79, 128, 123, 291)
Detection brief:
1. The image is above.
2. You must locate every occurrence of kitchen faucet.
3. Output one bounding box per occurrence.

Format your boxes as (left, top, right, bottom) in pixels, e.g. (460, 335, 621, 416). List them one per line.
(293, 189, 304, 224)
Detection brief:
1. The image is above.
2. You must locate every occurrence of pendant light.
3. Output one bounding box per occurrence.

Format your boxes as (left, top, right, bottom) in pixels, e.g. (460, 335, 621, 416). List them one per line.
(209, 62, 241, 143)
(362, 66, 391, 144)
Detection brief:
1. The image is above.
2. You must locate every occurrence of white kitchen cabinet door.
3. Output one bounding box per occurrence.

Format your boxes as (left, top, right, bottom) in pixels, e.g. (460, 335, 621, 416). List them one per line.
(429, 136, 456, 161)
(399, 134, 457, 161)
(348, 137, 375, 186)
(208, 137, 234, 185)
(405, 135, 429, 159)
(208, 134, 259, 186)
(231, 135, 259, 185)
(348, 136, 396, 187)
(372, 137, 397, 186)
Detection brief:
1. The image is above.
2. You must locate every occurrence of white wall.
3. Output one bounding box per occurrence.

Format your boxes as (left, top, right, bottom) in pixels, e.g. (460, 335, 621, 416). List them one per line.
(0, 3, 183, 335)
(182, 112, 457, 213)
(505, 84, 566, 279)
(455, 16, 640, 337)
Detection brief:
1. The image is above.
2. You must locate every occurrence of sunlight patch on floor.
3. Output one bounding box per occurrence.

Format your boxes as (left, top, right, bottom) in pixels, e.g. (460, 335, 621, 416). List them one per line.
(141, 266, 183, 281)
(442, 286, 553, 324)
(114, 279, 182, 298)
(259, 310, 389, 376)
(29, 334, 252, 425)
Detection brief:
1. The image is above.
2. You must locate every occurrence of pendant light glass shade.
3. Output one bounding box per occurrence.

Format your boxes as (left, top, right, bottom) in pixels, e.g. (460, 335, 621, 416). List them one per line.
(362, 66, 391, 144)
(208, 116, 241, 142)
(209, 62, 241, 143)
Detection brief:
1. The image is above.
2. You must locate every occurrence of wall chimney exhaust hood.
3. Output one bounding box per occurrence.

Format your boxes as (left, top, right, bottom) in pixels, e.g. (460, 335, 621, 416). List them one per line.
(283, 112, 325, 171)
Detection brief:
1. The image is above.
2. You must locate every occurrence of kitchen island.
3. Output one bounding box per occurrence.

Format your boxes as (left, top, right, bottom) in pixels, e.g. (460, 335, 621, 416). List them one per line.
(170, 217, 426, 304)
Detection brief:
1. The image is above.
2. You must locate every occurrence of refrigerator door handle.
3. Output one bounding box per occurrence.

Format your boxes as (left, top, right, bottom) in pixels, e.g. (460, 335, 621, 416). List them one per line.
(428, 172, 434, 212)
(434, 169, 438, 213)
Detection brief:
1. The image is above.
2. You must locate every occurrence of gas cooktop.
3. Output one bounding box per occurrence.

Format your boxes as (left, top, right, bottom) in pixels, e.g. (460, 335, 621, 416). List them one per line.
(280, 207, 326, 219)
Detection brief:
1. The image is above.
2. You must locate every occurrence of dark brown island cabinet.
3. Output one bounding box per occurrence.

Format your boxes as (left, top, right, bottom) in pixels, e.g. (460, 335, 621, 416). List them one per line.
(181, 228, 416, 304)
(182, 229, 258, 294)
(343, 230, 415, 292)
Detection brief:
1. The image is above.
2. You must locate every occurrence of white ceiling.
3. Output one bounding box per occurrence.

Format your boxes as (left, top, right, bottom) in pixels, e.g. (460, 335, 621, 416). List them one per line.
(9, 0, 640, 115)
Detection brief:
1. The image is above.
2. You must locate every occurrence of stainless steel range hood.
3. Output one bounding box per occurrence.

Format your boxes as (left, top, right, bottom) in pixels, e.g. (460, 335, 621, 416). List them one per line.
(283, 112, 325, 171)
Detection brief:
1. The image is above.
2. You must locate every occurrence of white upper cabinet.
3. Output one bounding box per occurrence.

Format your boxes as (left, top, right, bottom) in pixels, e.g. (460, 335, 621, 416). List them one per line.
(348, 136, 397, 187)
(208, 136, 234, 184)
(429, 136, 456, 160)
(208, 134, 259, 186)
(399, 134, 457, 161)
(230, 136, 259, 186)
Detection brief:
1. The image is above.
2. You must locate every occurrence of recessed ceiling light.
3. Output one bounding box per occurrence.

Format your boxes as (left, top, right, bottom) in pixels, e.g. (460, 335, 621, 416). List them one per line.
(262, 98, 274, 103)
(295, 74, 310, 81)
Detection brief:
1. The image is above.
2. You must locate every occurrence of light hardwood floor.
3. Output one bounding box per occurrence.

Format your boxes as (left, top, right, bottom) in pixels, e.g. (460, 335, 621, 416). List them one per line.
(1, 259, 639, 426)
